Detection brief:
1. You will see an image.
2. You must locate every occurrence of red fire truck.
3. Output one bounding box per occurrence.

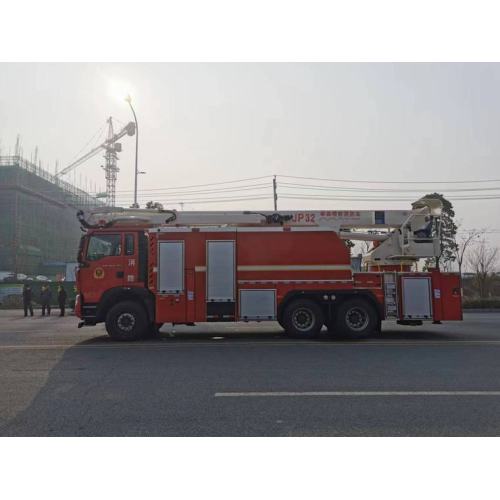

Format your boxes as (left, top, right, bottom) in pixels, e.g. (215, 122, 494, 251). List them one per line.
(75, 198, 462, 341)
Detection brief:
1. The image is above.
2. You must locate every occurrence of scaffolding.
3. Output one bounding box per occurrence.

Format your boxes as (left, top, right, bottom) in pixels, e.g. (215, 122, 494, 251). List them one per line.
(0, 155, 104, 275)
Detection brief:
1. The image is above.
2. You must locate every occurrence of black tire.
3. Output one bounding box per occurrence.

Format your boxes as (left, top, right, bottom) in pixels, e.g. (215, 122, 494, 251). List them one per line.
(333, 298, 378, 339)
(143, 322, 163, 338)
(105, 301, 148, 341)
(283, 299, 324, 338)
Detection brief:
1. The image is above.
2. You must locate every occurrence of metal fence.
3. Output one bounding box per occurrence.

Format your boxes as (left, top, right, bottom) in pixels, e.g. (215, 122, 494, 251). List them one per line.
(0, 282, 77, 309)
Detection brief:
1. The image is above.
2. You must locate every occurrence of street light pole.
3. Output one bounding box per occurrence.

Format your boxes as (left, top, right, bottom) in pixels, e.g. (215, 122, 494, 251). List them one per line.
(125, 95, 139, 208)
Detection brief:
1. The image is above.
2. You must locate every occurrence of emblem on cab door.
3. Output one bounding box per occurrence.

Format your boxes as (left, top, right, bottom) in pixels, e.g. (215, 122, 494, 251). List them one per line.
(93, 267, 105, 279)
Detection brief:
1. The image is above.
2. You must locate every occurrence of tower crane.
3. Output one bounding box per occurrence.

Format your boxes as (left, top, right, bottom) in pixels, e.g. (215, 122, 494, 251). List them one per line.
(57, 117, 136, 207)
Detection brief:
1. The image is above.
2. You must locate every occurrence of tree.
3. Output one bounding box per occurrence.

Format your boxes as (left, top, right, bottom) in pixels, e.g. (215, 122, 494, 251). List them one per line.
(466, 237, 499, 298)
(452, 225, 482, 276)
(423, 193, 458, 271)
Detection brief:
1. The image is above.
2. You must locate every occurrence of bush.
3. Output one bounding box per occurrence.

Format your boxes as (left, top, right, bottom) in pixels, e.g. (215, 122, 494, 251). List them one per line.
(1, 294, 24, 308)
(463, 298, 500, 309)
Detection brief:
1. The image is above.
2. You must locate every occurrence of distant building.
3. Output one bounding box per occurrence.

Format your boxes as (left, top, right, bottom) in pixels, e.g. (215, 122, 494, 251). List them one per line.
(0, 156, 103, 275)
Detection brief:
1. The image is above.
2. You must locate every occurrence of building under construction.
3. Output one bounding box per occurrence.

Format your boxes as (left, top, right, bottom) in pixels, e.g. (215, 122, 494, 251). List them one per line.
(0, 155, 103, 275)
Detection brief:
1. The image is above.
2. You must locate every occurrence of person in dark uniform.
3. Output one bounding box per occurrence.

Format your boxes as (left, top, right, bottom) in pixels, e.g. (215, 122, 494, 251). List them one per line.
(22, 284, 34, 317)
(40, 285, 52, 316)
(58, 285, 67, 317)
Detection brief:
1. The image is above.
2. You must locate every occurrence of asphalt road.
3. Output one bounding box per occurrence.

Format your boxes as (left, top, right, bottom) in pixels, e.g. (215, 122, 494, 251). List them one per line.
(1, 310, 500, 436)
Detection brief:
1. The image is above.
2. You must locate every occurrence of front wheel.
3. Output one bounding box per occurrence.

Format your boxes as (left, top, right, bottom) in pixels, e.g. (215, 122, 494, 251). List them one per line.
(283, 299, 324, 338)
(105, 301, 148, 341)
(333, 298, 378, 339)
(143, 322, 164, 338)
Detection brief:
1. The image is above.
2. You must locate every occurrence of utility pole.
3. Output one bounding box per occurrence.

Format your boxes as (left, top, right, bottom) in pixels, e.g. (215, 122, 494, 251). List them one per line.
(125, 95, 139, 208)
(273, 175, 278, 210)
(13, 190, 18, 276)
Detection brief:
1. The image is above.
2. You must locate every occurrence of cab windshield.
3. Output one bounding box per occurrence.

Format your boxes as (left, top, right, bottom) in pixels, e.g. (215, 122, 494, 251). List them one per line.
(86, 234, 122, 261)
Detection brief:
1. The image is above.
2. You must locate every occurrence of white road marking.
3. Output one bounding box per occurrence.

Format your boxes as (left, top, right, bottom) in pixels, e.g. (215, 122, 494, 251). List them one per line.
(214, 391, 500, 397)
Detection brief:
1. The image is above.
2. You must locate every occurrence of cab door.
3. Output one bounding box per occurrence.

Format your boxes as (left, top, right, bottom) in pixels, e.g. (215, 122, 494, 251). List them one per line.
(79, 232, 126, 303)
(123, 232, 143, 286)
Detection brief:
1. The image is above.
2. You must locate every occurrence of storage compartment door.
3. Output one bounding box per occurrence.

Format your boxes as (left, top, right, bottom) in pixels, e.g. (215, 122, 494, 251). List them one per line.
(207, 240, 235, 301)
(436, 273, 463, 321)
(401, 277, 432, 320)
(239, 289, 276, 320)
(156, 240, 186, 323)
(158, 241, 184, 294)
(206, 240, 236, 320)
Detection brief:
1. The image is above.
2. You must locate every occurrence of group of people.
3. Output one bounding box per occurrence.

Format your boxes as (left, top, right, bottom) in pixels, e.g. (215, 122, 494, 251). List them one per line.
(22, 284, 67, 317)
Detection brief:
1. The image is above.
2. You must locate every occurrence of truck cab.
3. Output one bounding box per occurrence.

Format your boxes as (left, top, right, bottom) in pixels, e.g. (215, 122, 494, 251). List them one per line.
(76, 228, 151, 327)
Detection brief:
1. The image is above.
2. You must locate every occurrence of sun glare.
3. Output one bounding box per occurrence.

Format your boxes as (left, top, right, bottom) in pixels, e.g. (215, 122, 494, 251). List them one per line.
(107, 79, 134, 103)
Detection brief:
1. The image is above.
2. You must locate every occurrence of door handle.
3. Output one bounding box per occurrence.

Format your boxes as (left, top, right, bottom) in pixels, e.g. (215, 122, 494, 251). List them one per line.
(116, 271, 124, 278)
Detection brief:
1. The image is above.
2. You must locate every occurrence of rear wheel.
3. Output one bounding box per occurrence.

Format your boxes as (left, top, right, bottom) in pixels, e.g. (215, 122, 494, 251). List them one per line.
(283, 299, 324, 338)
(333, 298, 378, 339)
(105, 301, 148, 341)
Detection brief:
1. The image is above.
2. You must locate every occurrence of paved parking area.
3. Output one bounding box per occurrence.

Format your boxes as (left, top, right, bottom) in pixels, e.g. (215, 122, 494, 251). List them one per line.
(0, 310, 500, 435)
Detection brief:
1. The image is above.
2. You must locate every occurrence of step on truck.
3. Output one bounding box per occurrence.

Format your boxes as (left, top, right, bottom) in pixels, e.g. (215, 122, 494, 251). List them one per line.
(75, 198, 462, 341)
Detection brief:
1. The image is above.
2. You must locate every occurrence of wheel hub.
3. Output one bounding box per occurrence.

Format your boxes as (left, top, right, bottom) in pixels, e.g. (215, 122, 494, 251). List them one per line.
(292, 308, 314, 332)
(117, 312, 135, 332)
(345, 307, 369, 331)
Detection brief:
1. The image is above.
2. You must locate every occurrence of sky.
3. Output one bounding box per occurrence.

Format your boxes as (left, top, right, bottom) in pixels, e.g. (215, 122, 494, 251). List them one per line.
(1, 63, 500, 247)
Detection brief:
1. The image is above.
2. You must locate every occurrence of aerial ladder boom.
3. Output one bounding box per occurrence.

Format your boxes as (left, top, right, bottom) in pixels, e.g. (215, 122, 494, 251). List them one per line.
(77, 197, 442, 266)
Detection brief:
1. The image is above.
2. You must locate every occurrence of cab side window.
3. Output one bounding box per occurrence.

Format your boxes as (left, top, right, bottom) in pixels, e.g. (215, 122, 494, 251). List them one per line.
(125, 234, 135, 255)
(86, 234, 122, 261)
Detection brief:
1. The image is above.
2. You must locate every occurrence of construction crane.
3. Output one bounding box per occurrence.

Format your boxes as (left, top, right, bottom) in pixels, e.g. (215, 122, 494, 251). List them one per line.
(57, 117, 136, 207)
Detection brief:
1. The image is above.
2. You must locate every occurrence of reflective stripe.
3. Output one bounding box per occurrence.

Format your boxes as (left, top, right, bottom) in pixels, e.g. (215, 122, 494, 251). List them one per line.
(237, 265, 352, 271)
(196, 265, 351, 273)
(238, 279, 353, 284)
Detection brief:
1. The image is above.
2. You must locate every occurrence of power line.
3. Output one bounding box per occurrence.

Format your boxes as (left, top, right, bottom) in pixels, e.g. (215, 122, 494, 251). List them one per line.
(5, 163, 500, 204)
(98, 183, 272, 197)
(104, 175, 272, 194)
(67, 124, 106, 164)
(280, 194, 500, 202)
(108, 174, 500, 194)
(278, 174, 500, 185)
(279, 182, 500, 194)
(115, 195, 271, 205)
(113, 187, 272, 202)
